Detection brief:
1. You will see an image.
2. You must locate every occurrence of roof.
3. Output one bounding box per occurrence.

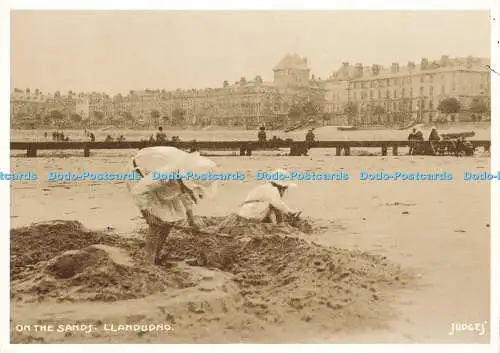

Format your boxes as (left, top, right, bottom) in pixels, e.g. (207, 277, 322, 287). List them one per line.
(274, 54, 309, 71)
(328, 56, 490, 82)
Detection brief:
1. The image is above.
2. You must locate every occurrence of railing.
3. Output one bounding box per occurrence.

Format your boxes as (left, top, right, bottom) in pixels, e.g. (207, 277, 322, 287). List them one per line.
(10, 140, 491, 157)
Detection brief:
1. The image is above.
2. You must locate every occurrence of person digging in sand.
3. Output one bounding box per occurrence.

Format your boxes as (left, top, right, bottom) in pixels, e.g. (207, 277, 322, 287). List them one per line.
(236, 169, 301, 224)
(127, 146, 218, 265)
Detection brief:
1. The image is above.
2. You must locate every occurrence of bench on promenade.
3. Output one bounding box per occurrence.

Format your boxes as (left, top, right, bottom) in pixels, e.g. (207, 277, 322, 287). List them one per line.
(10, 140, 491, 158)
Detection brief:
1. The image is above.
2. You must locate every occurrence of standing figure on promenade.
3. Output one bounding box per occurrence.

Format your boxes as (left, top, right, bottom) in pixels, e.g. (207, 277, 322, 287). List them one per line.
(258, 126, 267, 145)
(156, 126, 167, 143)
(305, 128, 315, 150)
(428, 126, 441, 155)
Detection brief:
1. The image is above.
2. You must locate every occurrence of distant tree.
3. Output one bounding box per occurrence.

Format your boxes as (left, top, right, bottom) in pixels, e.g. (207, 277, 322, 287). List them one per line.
(469, 96, 490, 115)
(45, 109, 64, 128)
(121, 111, 133, 121)
(42, 114, 51, 126)
(70, 113, 82, 125)
(288, 103, 303, 121)
(161, 115, 170, 125)
(223, 80, 229, 88)
(172, 108, 186, 125)
(93, 111, 105, 126)
(239, 77, 247, 86)
(150, 109, 161, 125)
(255, 75, 263, 84)
(373, 105, 386, 124)
(302, 100, 321, 119)
(438, 97, 461, 115)
(110, 115, 123, 128)
(322, 113, 330, 126)
(344, 102, 359, 124)
(50, 110, 64, 121)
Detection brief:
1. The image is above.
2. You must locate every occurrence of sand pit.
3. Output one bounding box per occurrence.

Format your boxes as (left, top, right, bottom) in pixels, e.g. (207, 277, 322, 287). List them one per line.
(11, 218, 416, 342)
(11, 221, 198, 303)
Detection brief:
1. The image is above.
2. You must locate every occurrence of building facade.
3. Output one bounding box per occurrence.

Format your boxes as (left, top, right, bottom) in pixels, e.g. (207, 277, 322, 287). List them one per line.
(324, 55, 490, 125)
(75, 54, 325, 129)
(11, 54, 489, 128)
(10, 88, 84, 127)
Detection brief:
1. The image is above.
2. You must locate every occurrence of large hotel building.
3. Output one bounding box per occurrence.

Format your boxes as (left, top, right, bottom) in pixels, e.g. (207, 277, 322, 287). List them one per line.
(325, 55, 490, 124)
(11, 54, 490, 128)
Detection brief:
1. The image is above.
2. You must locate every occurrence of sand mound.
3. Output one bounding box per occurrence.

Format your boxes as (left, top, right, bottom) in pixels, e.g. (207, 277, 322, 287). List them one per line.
(175, 214, 316, 237)
(159, 227, 414, 328)
(10, 220, 141, 280)
(11, 219, 415, 333)
(10, 222, 196, 303)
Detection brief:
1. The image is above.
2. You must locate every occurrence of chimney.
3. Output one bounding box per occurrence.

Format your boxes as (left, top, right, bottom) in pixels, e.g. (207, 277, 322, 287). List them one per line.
(354, 63, 363, 78)
(421, 58, 429, 70)
(372, 64, 381, 76)
(408, 61, 416, 70)
(440, 55, 450, 67)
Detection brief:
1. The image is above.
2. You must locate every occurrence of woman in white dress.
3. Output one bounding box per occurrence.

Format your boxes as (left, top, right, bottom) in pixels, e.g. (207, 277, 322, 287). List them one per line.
(127, 146, 218, 264)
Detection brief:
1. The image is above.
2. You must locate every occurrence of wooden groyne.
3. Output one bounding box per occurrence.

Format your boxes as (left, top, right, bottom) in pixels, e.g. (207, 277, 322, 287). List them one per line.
(10, 140, 491, 157)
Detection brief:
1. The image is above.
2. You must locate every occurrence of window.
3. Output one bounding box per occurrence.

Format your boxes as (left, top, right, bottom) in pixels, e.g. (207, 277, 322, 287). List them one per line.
(429, 86, 434, 96)
(393, 102, 397, 110)
(386, 78, 390, 86)
(420, 76, 424, 83)
(401, 88, 405, 98)
(441, 86, 445, 95)
(386, 90, 390, 99)
(393, 90, 397, 99)
(420, 87, 424, 96)
(370, 90, 373, 99)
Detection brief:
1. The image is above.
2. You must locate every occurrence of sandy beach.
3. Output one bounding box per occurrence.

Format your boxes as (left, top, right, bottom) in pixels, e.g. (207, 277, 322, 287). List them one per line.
(9, 148, 490, 343)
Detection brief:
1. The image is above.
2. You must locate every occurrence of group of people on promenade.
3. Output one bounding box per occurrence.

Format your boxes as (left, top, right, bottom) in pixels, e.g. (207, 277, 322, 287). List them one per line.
(257, 125, 316, 154)
(105, 134, 126, 142)
(127, 145, 300, 264)
(141, 127, 181, 144)
(46, 131, 70, 142)
(408, 126, 474, 156)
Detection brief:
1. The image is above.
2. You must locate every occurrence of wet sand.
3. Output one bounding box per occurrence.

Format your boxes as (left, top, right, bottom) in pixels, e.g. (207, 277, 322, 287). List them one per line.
(10, 150, 490, 343)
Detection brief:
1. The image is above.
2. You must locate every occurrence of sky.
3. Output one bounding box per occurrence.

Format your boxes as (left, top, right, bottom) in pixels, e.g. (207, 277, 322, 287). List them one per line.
(10, 10, 490, 95)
